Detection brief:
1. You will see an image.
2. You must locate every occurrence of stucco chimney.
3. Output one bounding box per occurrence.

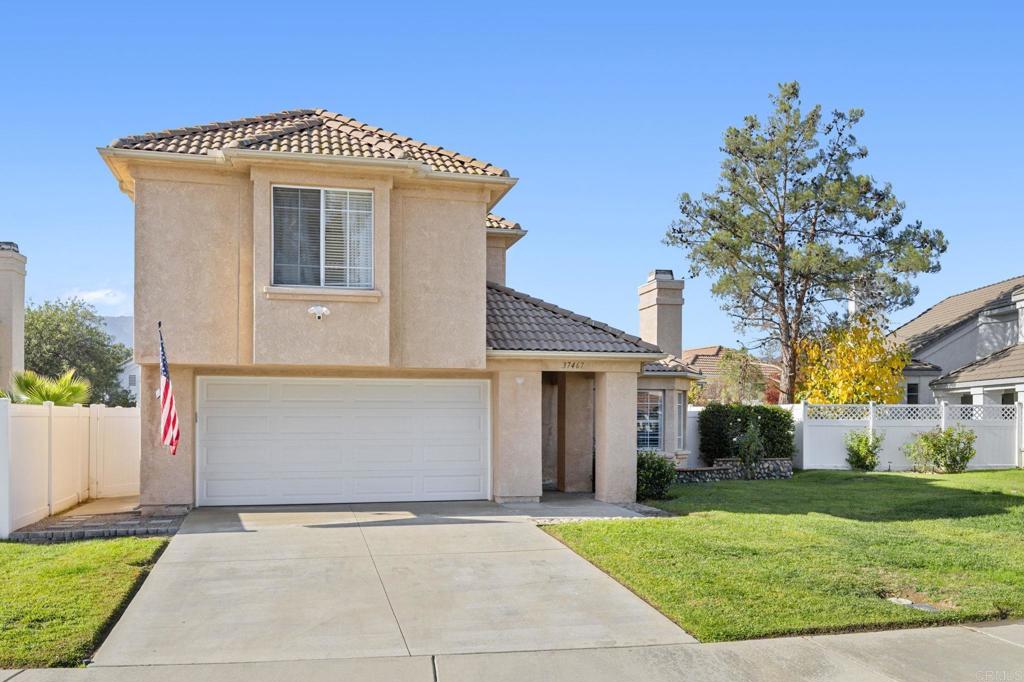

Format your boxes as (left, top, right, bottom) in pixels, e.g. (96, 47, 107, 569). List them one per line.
(0, 242, 26, 390)
(638, 269, 684, 358)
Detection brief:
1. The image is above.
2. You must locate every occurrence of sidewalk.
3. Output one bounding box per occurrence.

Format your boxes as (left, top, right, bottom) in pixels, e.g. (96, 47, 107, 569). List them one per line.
(4, 621, 1022, 681)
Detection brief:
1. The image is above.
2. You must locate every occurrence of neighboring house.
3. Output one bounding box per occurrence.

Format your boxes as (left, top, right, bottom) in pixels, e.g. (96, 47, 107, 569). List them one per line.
(679, 345, 781, 404)
(102, 315, 139, 399)
(890, 275, 1024, 405)
(100, 109, 698, 511)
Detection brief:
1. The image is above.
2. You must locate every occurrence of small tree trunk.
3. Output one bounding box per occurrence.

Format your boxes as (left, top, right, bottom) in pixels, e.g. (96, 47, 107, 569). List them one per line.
(779, 343, 798, 404)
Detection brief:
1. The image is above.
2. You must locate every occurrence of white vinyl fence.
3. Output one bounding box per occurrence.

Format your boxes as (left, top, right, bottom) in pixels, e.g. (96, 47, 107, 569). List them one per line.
(684, 402, 1022, 471)
(0, 399, 140, 538)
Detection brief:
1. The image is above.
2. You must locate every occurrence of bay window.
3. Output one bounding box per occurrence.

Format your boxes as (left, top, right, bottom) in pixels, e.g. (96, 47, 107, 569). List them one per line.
(675, 390, 687, 450)
(636, 390, 664, 451)
(272, 186, 373, 289)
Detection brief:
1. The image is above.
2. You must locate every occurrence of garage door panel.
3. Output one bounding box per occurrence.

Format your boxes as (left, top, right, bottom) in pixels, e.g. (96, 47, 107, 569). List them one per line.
(422, 474, 485, 495)
(197, 377, 490, 505)
(204, 381, 272, 402)
(422, 444, 486, 464)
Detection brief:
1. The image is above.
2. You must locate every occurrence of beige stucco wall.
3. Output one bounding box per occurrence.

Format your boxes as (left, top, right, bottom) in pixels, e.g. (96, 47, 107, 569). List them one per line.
(139, 363, 195, 509)
(557, 372, 594, 492)
(594, 371, 638, 503)
(390, 187, 488, 369)
(491, 370, 543, 502)
(130, 160, 492, 371)
(133, 165, 249, 366)
(0, 248, 26, 390)
(251, 167, 392, 366)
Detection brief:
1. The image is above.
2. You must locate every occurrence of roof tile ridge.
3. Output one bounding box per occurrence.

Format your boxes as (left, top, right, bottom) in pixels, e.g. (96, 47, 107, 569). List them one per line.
(230, 114, 327, 149)
(316, 109, 509, 177)
(111, 109, 319, 147)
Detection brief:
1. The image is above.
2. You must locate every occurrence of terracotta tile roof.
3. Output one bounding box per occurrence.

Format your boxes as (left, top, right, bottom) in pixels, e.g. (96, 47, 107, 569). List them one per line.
(890, 275, 1024, 352)
(643, 356, 702, 376)
(932, 343, 1024, 386)
(110, 109, 509, 177)
(679, 345, 781, 380)
(486, 283, 659, 354)
(486, 214, 522, 231)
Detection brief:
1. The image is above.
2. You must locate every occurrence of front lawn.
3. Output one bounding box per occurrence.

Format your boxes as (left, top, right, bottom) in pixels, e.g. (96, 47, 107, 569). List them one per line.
(546, 470, 1024, 642)
(0, 537, 166, 668)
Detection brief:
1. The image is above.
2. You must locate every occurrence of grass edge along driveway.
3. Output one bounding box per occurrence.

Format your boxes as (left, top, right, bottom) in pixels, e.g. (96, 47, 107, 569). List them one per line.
(1, 536, 166, 668)
(545, 470, 1024, 642)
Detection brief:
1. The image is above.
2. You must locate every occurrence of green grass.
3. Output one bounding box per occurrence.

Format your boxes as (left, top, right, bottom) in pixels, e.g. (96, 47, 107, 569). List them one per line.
(545, 470, 1024, 642)
(0, 537, 166, 668)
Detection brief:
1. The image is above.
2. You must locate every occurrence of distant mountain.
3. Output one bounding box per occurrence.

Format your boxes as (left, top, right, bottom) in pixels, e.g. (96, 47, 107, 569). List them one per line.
(102, 316, 133, 349)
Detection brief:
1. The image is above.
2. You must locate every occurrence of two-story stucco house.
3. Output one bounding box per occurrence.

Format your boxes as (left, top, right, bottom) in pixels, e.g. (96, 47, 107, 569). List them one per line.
(890, 275, 1024, 406)
(100, 109, 698, 513)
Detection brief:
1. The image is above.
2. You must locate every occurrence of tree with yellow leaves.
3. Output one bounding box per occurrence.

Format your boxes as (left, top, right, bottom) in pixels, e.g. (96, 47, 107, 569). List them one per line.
(797, 314, 910, 404)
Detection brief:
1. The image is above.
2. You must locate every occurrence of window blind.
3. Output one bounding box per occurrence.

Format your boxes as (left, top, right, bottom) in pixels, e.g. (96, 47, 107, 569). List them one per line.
(272, 186, 373, 288)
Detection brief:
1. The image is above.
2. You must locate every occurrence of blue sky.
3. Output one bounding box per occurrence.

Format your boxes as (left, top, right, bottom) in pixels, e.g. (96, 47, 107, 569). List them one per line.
(2, 2, 1021, 351)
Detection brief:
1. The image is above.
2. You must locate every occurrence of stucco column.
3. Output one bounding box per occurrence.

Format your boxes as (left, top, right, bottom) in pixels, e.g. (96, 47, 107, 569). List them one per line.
(139, 363, 195, 512)
(0, 244, 26, 390)
(557, 373, 594, 492)
(594, 371, 638, 503)
(492, 370, 542, 503)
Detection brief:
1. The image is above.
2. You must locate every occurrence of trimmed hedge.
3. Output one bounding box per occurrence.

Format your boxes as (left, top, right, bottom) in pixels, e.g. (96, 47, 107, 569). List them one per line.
(697, 404, 795, 464)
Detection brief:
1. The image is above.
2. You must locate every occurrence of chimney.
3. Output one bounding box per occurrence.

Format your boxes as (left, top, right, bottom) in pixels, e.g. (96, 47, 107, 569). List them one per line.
(0, 242, 26, 390)
(638, 269, 684, 358)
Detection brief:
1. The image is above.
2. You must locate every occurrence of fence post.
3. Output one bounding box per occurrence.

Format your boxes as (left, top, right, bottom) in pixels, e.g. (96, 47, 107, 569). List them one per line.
(940, 400, 948, 430)
(867, 401, 876, 442)
(89, 404, 103, 498)
(0, 399, 11, 539)
(45, 400, 54, 517)
(1016, 402, 1023, 469)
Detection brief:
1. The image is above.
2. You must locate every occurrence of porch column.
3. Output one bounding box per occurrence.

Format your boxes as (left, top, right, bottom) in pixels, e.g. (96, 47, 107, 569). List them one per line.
(557, 373, 594, 492)
(1016, 384, 1024, 405)
(492, 371, 542, 503)
(140, 363, 195, 513)
(594, 371, 637, 503)
(971, 387, 988, 405)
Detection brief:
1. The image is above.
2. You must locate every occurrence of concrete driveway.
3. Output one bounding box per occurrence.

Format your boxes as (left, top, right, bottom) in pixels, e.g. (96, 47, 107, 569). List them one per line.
(93, 500, 693, 666)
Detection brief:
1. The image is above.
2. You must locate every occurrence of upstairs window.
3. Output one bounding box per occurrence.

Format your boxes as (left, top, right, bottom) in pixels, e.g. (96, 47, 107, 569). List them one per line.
(272, 186, 373, 289)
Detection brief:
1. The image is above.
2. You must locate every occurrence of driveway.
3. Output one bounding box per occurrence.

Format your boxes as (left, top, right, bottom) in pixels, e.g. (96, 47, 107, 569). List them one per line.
(93, 499, 694, 666)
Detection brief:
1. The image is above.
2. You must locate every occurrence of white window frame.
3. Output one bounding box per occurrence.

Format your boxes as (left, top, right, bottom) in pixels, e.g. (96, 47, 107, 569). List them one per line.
(637, 390, 664, 451)
(271, 184, 375, 290)
(675, 390, 687, 450)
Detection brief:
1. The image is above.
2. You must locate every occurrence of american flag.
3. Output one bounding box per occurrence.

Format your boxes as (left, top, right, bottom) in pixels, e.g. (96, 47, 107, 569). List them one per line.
(158, 322, 180, 455)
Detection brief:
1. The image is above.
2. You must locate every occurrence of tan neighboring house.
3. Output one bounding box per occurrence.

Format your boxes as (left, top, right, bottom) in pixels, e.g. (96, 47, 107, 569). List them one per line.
(99, 109, 698, 512)
(890, 275, 1024, 406)
(680, 345, 781, 404)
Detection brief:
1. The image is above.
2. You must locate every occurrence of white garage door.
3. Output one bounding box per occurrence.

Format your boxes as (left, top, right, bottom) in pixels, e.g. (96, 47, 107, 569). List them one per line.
(196, 377, 490, 506)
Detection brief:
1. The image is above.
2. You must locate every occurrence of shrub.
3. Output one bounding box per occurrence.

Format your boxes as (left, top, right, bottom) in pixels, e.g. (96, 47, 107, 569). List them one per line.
(734, 422, 766, 478)
(0, 369, 91, 406)
(697, 404, 794, 464)
(636, 450, 677, 500)
(903, 426, 977, 473)
(845, 430, 883, 471)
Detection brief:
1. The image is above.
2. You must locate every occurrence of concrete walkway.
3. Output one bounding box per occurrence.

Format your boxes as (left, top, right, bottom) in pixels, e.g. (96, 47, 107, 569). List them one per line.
(5, 621, 1023, 680)
(92, 498, 690, 666)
